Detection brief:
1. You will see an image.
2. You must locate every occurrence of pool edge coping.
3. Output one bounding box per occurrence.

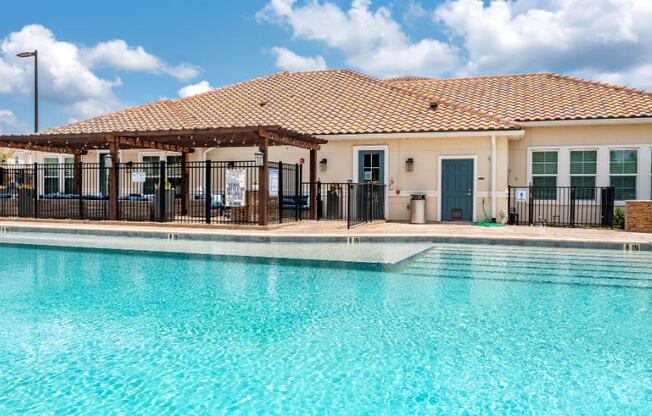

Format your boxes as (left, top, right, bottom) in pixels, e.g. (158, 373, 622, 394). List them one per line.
(1, 223, 650, 252)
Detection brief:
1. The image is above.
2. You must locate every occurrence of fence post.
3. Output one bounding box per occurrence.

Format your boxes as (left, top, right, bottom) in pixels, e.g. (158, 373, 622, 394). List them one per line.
(33, 162, 38, 218)
(295, 164, 300, 221)
(278, 161, 283, 224)
(77, 161, 83, 219)
(316, 180, 322, 220)
(507, 186, 511, 224)
(181, 152, 189, 216)
(528, 185, 534, 226)
(205, 160, 211, 224)
(347, 181, 352, 229)
(569, 186, 576, 228)
(158, 160, 166, 222)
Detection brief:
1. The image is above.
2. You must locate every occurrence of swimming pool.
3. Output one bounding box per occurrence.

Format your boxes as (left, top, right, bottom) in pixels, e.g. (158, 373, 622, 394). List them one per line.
(0, 243, 650, 414)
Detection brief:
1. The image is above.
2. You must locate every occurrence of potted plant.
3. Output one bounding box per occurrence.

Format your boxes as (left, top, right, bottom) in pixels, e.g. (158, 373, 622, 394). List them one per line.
(17, 184, 35, 217)
(154, 181, 176, 221)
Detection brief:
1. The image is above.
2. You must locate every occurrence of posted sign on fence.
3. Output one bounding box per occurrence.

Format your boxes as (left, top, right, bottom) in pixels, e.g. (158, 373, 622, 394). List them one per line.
(226, 168, 246, 207)
(132, 172, 146, 183)
(269, 168, 279, 197)
(515, 188, 528, 202)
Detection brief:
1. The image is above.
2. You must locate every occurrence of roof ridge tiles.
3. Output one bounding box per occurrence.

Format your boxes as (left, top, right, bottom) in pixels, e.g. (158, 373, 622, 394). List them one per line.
(386, 72, 555, 83)
(545, 73, 652, 98)
(357, 70, 519, 128)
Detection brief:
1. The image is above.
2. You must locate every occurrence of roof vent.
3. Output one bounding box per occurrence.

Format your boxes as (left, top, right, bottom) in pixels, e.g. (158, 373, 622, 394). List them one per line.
(429, 102, 438, 111)
(259, 101, 268, 107)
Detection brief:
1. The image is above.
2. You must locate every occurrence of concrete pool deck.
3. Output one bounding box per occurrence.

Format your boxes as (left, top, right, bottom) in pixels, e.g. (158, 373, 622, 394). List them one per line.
(0, 219, 651, 250)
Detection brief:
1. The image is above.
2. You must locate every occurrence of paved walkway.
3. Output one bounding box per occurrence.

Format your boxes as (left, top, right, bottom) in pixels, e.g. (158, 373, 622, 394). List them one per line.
(1, 219, 651, 245)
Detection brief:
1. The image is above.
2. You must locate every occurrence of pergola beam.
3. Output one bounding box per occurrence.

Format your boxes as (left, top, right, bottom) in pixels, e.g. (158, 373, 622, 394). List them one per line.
(106, 136, 194, 153)
(257, 129, 321, 150)
(0, 141, 82, 155)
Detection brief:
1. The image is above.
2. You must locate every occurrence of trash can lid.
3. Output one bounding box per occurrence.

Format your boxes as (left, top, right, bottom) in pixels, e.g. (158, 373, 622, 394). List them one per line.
(410, 193, 426, 199)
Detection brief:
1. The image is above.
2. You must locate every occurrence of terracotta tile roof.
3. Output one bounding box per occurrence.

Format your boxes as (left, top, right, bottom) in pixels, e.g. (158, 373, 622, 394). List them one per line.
(38, 70, 517, 137)
(386, 73, 652, 122)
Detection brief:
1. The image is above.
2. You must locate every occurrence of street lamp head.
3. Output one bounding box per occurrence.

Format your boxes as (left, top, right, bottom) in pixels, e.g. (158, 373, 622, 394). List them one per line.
(17, 51, 36, 58)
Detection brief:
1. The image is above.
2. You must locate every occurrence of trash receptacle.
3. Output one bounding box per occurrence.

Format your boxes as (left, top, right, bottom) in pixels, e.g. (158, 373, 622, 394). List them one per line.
(410, 193, 426, 224)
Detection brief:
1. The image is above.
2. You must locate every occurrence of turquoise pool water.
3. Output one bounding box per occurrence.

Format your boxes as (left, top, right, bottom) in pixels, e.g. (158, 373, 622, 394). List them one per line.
(0, 243, 650, 415)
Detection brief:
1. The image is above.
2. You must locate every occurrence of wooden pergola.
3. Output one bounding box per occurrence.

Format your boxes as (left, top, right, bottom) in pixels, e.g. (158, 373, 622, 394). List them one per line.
(0, 126, 326, 226)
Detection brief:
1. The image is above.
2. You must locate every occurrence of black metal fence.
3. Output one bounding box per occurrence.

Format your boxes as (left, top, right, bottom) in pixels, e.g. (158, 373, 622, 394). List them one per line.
(0, 161, 304, 225)
(508, 185, 615, 228)
(0, 162, 386, 227)
(304, 181, 385, 228)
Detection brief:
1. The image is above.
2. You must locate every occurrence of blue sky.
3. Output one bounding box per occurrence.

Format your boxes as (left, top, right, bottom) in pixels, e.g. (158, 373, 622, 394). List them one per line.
(1, 0, 651, 133)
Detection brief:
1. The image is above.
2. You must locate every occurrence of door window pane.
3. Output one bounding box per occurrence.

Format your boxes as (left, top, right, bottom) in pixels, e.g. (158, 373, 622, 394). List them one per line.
(362, 152, 381, 182)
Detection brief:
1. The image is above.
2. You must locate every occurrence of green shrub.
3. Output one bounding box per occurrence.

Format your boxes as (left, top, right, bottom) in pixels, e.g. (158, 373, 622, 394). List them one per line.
(613, 207, 625, 229)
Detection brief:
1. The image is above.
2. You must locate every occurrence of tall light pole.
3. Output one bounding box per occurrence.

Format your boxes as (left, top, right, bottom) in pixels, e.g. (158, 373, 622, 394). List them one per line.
(17, 50, 38, 133)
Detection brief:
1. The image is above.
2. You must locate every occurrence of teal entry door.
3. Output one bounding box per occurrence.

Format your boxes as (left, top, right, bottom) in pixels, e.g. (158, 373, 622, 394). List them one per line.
(358, 150, 385, 183)
(441, 159, 473, 221)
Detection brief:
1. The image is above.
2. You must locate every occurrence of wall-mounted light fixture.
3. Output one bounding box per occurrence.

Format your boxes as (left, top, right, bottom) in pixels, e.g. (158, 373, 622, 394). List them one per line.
(255, 149, 265, 167)
(105, 153, 114, 168)
(405, 157, 414, 172)
(319, 158, 328, 172)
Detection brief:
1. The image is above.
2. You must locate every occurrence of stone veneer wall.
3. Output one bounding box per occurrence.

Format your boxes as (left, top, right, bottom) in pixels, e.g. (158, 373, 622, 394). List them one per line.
(625, 200, 652, 233)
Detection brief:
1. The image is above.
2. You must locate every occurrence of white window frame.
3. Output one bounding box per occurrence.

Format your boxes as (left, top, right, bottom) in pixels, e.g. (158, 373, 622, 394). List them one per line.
(569, 148, 598, 201)
(609, 148, 639, 202)
(528, 149, 559, 201)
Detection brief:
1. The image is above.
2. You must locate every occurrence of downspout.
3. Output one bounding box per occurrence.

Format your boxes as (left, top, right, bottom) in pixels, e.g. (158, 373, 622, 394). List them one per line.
(491, 134, 497, 220)
(202, 147, 214, 161)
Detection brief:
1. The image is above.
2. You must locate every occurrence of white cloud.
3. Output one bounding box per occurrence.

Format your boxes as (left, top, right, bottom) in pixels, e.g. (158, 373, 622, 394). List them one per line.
(270, 47, 327, 71)
(404, 1, 427, 22)
(0, 24, 121, 117)
(178, 80, 212, 98)
(258, 0, 458, 77)
(434, 0, 652, 88)
(0, 24, 202, 122)
(260, 0, 652, 89)
(0, 109, 26, 134)
(82, 40, 200, 81)
(0, 109, 19, 127)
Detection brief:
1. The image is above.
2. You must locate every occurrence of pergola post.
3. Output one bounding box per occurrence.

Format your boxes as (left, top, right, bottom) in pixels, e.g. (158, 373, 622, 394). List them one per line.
(258, 138, 269, 226)
(181, 151, 189, 216)
(108, 137, 120, 220)
(309, 148, 317, 220)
